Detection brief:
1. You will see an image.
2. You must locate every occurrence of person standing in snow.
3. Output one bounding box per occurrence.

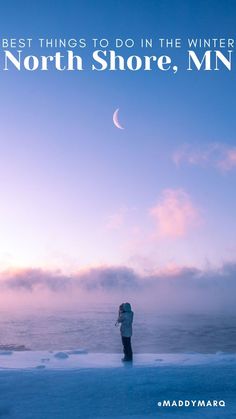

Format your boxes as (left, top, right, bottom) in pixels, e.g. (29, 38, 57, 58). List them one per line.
(116, 302, 134, 362)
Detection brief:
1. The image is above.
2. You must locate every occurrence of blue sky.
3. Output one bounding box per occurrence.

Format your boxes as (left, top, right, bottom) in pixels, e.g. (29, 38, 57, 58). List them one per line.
(0, 0, 236, 273)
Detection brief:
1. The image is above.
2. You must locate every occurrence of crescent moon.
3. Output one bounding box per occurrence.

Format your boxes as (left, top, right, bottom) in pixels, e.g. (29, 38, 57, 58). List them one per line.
(113, 108, 124, 130)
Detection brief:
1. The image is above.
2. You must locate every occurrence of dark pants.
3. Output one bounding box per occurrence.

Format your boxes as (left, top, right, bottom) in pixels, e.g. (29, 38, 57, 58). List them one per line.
(122, 336, 133, 360)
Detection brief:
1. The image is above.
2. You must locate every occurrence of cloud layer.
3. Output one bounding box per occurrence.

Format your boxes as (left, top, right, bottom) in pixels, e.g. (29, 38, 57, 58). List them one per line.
(0, 266, 139, 292)
(1, 262, 236, 313)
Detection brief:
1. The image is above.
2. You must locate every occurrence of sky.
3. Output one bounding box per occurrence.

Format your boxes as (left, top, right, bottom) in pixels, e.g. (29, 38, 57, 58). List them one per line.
(0, 0, 236, 284)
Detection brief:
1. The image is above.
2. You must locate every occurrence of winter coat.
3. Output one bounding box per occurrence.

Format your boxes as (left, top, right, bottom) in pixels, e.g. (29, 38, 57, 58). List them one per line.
(118, 302, 134, 337)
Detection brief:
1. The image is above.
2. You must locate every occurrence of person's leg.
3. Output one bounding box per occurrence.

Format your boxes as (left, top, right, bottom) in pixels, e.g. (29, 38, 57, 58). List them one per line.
(122, 337, 132, 361)
(126, 337, 133, 360)
(121, 336, 127, 358)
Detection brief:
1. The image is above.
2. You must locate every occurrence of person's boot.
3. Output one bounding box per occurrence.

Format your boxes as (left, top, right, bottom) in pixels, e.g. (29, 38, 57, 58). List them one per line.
(122, 357, 132, 362)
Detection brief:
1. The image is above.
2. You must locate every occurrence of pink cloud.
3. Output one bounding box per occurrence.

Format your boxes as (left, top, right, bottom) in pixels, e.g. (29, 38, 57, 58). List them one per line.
(150, 189, 201, 238)
(173, 143, 236, 172)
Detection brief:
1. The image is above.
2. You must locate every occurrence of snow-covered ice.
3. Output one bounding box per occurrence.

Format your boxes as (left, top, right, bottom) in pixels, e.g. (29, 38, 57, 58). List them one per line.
(0, 349, 235, 370)
(0, 350, 235, 418)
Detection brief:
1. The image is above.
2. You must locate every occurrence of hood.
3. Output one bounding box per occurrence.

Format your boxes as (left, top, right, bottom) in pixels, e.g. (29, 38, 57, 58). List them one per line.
(123, 302, 132, 312)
